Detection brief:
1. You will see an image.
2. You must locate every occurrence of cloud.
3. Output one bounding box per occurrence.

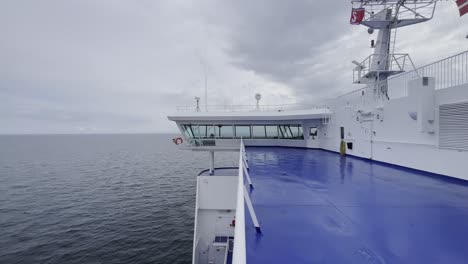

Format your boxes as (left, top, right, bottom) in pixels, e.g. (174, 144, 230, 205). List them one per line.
(0, 0, 466, 133)
(204, 0, 467, 103)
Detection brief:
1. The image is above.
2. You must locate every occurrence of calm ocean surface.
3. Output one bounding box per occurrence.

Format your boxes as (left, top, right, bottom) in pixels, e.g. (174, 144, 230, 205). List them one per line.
(0, 134, 237, 264)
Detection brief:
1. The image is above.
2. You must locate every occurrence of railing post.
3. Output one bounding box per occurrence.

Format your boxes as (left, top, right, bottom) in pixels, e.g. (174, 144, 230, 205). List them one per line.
(244, 185, 261, 234)
(243, 165, 253, 188)
(243, 155, 249, 170)
(209, 151, 214, 175)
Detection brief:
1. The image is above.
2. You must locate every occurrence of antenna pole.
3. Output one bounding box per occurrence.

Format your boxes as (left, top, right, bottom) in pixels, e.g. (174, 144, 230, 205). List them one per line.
(203, 62, 208, 112)
(195, 97, 201, 112)
(255, 93, 262, 111)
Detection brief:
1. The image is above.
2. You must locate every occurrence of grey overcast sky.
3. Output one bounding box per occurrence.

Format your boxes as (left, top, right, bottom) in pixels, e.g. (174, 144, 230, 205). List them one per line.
(0, 1, 466, 134)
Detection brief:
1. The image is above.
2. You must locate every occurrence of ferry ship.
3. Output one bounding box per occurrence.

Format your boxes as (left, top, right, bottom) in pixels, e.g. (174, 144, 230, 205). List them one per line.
(168, 1, 468, 263)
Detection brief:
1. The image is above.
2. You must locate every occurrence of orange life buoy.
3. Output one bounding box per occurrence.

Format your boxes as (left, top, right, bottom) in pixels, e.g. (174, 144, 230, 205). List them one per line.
(173, 137, 183, 145)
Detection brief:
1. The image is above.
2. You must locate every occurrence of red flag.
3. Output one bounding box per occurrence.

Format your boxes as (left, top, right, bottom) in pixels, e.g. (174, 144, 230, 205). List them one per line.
(350, 8, 365, 25)
(456, 0, 468, 17)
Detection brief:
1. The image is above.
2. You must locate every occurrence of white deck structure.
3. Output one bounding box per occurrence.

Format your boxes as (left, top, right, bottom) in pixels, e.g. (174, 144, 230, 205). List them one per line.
(169, 52, 468, 264)
(169, 51, 468, 181)
(167, 1, 468, 263)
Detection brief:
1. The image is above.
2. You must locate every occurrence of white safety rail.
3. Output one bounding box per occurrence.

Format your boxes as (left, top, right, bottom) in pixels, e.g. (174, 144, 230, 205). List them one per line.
(232, 140, 260, 264)
(340, 50, 468, 104)
(176, 104, 325, 113)
(353, 53, 416, 83)
(388, 50, 468, 98)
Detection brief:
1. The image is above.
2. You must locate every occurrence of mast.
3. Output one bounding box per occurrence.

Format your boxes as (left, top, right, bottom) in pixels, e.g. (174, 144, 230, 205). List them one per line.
(351, 0, 437, 99)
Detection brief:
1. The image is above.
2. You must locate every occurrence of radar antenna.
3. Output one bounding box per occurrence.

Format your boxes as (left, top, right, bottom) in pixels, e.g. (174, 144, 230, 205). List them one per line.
(350, 0, 438, 98)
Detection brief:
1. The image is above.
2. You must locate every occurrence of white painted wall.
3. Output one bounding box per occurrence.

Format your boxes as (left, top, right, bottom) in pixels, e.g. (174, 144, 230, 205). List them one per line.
(321, 82, 468, 180)
(437, 84, 468, 106)
(175, 82, 468, 181)
(372, 141, 468, 180)
(195, 176, 237, 264)
(198, 176, 238, 210)
(195, 209, 235, 264)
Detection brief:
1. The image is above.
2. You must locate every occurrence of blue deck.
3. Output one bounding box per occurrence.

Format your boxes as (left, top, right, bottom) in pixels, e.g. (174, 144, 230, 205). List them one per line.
(244, 147, 468, 264)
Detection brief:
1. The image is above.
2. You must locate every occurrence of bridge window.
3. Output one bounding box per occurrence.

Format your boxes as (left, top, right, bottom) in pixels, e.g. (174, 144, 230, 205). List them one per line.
(182, 125, 195, 138)
(235, 125, 251, 139)
(180, 124, 303, 140)
(265, 125, 278, 139)
(278, 125, 304, 139)
(252, 126, 266, 138)
(293, 125, 304, 139)
(218, 125, 234, 139)
(182, 125, 217, 139)
(193, 125, 206, 138)
(279, 125, 292, 139)
(206, 125, 216, 138)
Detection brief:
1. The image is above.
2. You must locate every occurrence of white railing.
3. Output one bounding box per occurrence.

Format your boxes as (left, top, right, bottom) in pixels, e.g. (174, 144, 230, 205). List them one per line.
(387, 50, 468, 98)
(353, 53, 415, 83)
(232, 141, 247, 264)
(232, 140, 261, 264)
(340, 50, 468, 104)
(176, 104, 324, 113)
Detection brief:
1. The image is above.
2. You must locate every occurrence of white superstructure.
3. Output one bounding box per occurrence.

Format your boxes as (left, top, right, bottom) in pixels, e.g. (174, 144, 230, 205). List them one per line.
(167, 1, 468, 263)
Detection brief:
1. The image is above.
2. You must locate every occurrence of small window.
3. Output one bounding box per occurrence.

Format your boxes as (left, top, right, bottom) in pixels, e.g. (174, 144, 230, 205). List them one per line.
(423, 77, 429, 86)
(235, 125, 251, 139)
(265, 125, 278, 139)
(309, 127, 318, 136)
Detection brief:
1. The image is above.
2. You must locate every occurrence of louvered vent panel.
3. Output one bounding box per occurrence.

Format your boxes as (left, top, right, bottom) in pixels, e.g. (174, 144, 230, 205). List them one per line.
(439, 101, 468, 150)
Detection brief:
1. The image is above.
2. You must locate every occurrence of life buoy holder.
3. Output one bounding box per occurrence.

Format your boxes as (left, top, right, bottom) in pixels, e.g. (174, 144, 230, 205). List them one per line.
(173, 137, 183, 145)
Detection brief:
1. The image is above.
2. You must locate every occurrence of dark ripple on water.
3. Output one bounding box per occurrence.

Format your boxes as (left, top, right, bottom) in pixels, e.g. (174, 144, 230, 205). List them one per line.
(0, 134, 237, 264)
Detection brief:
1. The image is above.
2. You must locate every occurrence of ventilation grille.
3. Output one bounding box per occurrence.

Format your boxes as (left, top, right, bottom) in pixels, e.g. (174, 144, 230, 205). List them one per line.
(439, 101, 468, 150)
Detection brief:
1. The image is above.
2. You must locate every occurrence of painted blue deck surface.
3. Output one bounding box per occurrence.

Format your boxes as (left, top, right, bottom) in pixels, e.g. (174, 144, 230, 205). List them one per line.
(244, 147, 468, 264)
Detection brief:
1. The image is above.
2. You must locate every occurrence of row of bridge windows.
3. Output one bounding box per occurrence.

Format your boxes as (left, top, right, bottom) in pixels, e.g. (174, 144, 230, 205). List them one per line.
(181, 124, 304, 140)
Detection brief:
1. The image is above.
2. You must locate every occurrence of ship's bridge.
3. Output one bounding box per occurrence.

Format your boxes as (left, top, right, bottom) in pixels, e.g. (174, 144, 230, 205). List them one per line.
(167, 107, 332, 150)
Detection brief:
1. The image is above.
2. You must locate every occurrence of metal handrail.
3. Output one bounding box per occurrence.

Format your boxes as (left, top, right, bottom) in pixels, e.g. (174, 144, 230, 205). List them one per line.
(343, 50, 468, 102)
(232, 140, 261, 264)
(176, 103, 326, 113)
(353, 53, 415, 83)
(232, 140, 247, 264)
